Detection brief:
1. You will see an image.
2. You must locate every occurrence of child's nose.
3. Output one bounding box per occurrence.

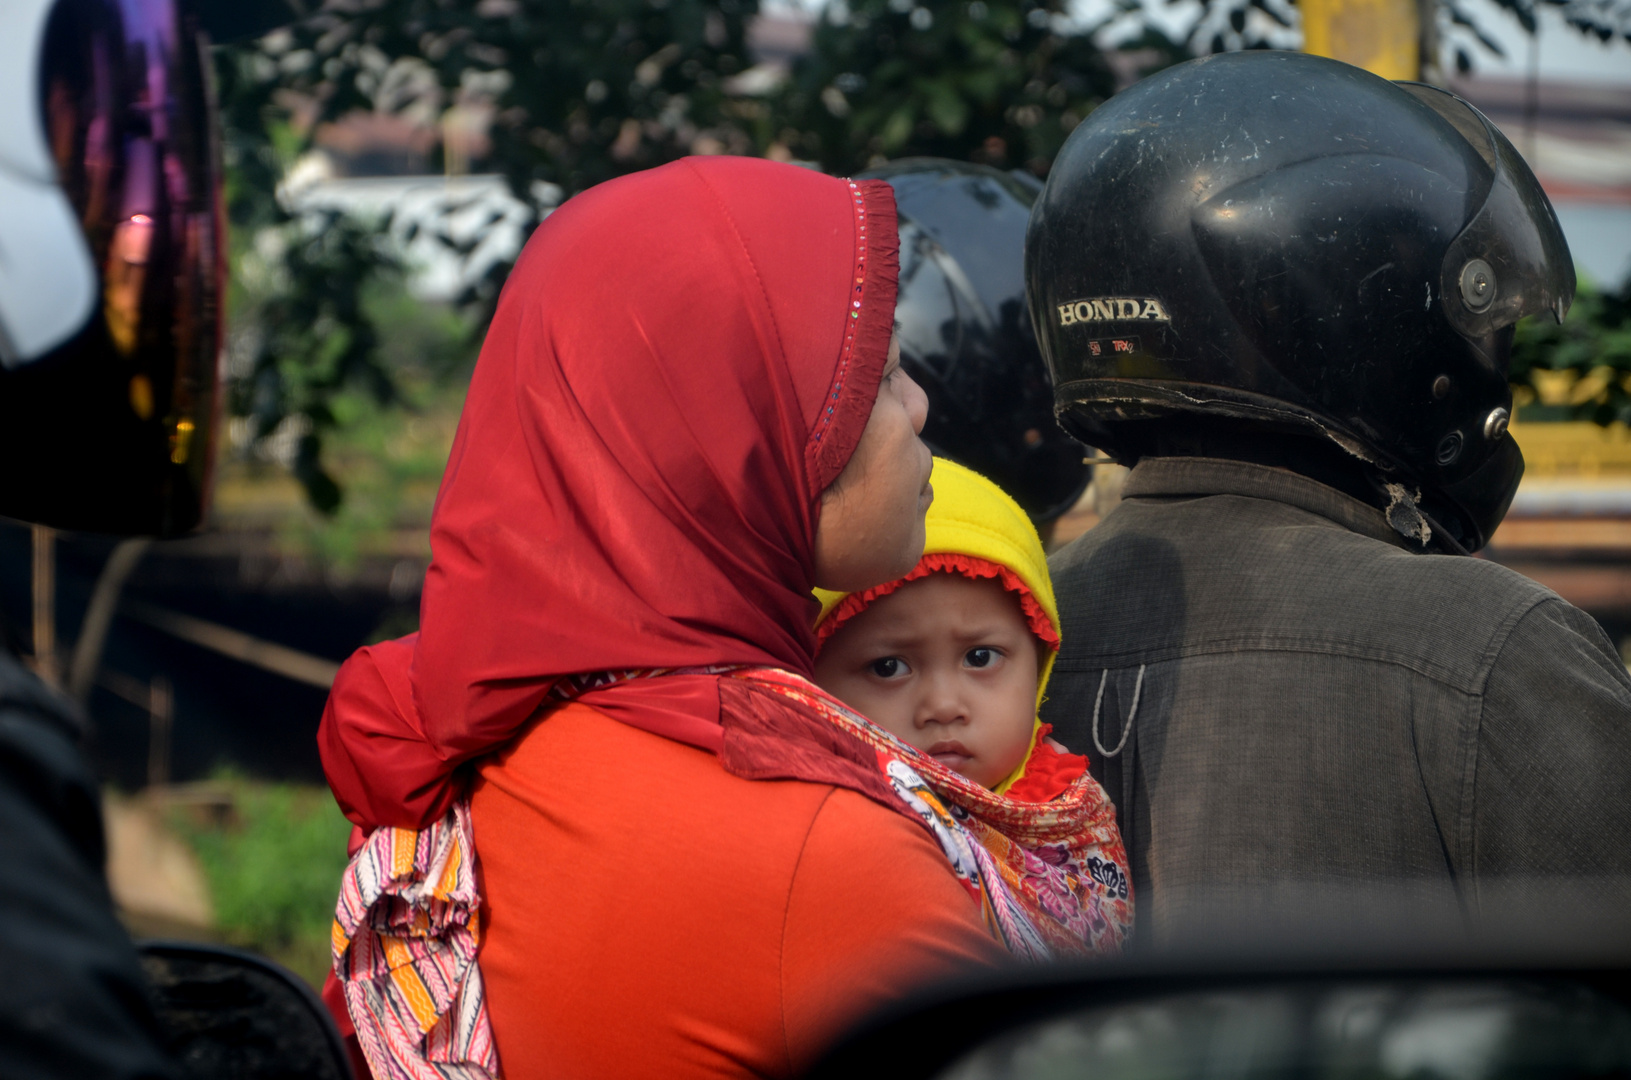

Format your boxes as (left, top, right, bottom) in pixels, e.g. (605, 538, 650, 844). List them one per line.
(913, 671, 969, 728)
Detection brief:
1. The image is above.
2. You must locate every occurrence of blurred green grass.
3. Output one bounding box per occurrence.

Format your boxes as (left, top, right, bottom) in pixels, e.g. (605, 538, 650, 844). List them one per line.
(170, 773, 352, 988)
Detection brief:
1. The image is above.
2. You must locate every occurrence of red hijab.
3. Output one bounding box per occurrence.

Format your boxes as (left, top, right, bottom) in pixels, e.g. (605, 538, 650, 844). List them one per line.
(319, 158, 899, 830)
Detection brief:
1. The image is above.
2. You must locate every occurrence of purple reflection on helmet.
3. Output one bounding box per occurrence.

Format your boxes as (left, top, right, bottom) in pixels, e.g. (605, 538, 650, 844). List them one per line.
(2, 0, 224, 535)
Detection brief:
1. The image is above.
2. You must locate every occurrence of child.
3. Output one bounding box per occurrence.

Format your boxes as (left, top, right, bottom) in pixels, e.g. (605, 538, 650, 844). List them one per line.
(815, 456, 1086, 800)
(811, 457, 1132, 955)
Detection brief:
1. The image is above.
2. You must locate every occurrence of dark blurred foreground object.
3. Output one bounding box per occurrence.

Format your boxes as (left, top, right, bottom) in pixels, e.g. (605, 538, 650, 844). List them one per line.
(809, 919, 1631, 1080)
(0, 0, 228, 536)
(190, 0, 304, 44)
(811, 965, 1631, 1080)
(862, 159, 1088, 524)
(3, 1, 333, 1077)
(1029, 51, 1574, 554)
(140, 941, 354, 1080)
(0, 649, 178, 1079)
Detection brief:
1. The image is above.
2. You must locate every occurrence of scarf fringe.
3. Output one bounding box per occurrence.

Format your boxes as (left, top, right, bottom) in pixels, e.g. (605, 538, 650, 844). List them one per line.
(332, 802, 498, 1080)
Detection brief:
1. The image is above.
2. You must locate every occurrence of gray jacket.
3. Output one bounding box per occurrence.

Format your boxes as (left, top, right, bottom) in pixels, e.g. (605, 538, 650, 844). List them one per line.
(1042, 457, 1631, 940)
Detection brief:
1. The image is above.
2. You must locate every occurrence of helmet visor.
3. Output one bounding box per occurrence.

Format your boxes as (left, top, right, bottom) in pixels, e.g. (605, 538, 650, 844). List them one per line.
(1398, 82, 1576, 341)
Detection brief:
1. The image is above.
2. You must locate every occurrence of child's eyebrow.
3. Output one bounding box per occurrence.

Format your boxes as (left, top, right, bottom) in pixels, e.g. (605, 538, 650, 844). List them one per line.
(948, 625, 1028, 646)
(859, 621, 1030, 650)
(843, 624, 930, 652)
(854, 631, 926, 652)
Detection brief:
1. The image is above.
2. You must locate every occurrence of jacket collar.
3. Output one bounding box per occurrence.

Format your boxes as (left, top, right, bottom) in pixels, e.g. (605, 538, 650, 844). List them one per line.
(1122, 456, 1415, 551)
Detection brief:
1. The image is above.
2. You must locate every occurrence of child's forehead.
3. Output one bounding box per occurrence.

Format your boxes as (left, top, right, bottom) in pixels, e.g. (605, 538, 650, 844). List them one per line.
(845, 571, 1033, 638)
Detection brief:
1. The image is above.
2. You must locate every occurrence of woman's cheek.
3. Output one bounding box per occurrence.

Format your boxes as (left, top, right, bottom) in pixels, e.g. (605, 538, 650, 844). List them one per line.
(896, 406, 926, 505)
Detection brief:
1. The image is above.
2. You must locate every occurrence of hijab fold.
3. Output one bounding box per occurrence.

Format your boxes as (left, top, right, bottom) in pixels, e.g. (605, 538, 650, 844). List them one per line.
(319, 158, 899, 830)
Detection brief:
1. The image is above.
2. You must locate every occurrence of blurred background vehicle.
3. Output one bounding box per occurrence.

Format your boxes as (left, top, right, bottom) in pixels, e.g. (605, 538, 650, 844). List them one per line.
(3, 0, 1626, 990)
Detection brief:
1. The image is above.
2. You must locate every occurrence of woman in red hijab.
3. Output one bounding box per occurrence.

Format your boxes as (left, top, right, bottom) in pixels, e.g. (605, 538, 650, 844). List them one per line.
(318, 157, 1006, 1080)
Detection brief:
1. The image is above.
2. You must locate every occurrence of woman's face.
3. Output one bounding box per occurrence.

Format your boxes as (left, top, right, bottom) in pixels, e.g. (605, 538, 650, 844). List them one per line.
(813, 335, 933, 594)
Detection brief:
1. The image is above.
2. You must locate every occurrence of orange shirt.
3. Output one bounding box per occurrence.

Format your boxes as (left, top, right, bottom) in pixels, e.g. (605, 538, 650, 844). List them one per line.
(471, 702, 1006, 1079)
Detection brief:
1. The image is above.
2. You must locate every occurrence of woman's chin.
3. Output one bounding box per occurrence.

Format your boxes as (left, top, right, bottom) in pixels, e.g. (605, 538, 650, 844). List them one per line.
(871, 549, 924, 592)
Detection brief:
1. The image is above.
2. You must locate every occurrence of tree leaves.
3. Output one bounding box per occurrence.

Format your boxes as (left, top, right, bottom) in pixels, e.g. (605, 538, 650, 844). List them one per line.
(1511, 280, 1631, 426)
(216, 2, 766, 513)
(264, 0, 761, 202)
(780, 0, 1154, 177)
(226, 208, 407, 514)
(215, 0, 1625, 516)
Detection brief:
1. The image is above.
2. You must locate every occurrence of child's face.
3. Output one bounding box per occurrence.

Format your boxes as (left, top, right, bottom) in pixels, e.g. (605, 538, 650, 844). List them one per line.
(813, 573, 1041, 789)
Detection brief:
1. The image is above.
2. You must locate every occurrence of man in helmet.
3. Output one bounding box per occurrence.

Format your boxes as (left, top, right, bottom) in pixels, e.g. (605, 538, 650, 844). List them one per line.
(861, 158, 1090, 537)
(1029, 51, 1631, 939)
(1, 0, 271, 1073)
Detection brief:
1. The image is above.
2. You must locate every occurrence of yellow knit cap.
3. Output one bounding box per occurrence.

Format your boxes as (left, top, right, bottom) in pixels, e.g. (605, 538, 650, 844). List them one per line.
(813, 458, 1060, 792)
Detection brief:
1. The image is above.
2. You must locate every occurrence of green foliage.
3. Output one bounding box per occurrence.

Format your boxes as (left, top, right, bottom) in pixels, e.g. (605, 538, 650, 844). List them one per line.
(172, 776, 353, 988)
(214, 0, 1624, 522)
(274, 346, 467, 573)
(781, 0, 1152, 176)
(213, 1, 770, 514)
(227, 215, 413, 514)
(258, 0, 762, 210)
(216, 44, 428, 516)
(218, 278, 471, 569)
(1510, 279, 1631, 425)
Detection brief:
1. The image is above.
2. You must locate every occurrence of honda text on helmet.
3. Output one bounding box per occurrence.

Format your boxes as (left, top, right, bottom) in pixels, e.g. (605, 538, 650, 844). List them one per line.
(1026, 51, 1574, 553)
(0, 0, 224, 535)
(863, 159, 1090, 525)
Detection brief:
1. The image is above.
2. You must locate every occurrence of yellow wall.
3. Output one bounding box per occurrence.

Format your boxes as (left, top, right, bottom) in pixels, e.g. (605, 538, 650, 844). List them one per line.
(1510, 414, 1631, 479)
(1301, 0, 1420, 81)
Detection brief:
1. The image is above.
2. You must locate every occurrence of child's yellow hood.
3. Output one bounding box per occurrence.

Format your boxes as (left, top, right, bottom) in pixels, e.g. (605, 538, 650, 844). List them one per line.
(813, 457, 1061, 793)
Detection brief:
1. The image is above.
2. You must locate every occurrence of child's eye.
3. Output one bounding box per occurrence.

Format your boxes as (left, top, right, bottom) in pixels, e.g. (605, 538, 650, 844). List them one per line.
(965, 647, 999, 669)
(869, 657, 907, 679)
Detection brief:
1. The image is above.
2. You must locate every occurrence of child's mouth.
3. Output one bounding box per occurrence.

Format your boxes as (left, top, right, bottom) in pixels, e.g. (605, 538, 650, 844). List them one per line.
(925, 740, 973, 769)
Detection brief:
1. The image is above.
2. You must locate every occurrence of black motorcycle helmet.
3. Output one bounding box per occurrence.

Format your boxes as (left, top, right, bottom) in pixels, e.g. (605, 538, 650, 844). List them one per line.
(0, 0, 228, 536)
(861, 158, 1090, 525)
(1026, 51, 1574, 553)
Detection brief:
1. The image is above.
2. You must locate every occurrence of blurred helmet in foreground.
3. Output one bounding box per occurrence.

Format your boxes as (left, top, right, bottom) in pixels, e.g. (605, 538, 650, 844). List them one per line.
(862, 158, 1089, 524)
(0, 0, 224, 535)
(1027, 51, 1574, 552)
